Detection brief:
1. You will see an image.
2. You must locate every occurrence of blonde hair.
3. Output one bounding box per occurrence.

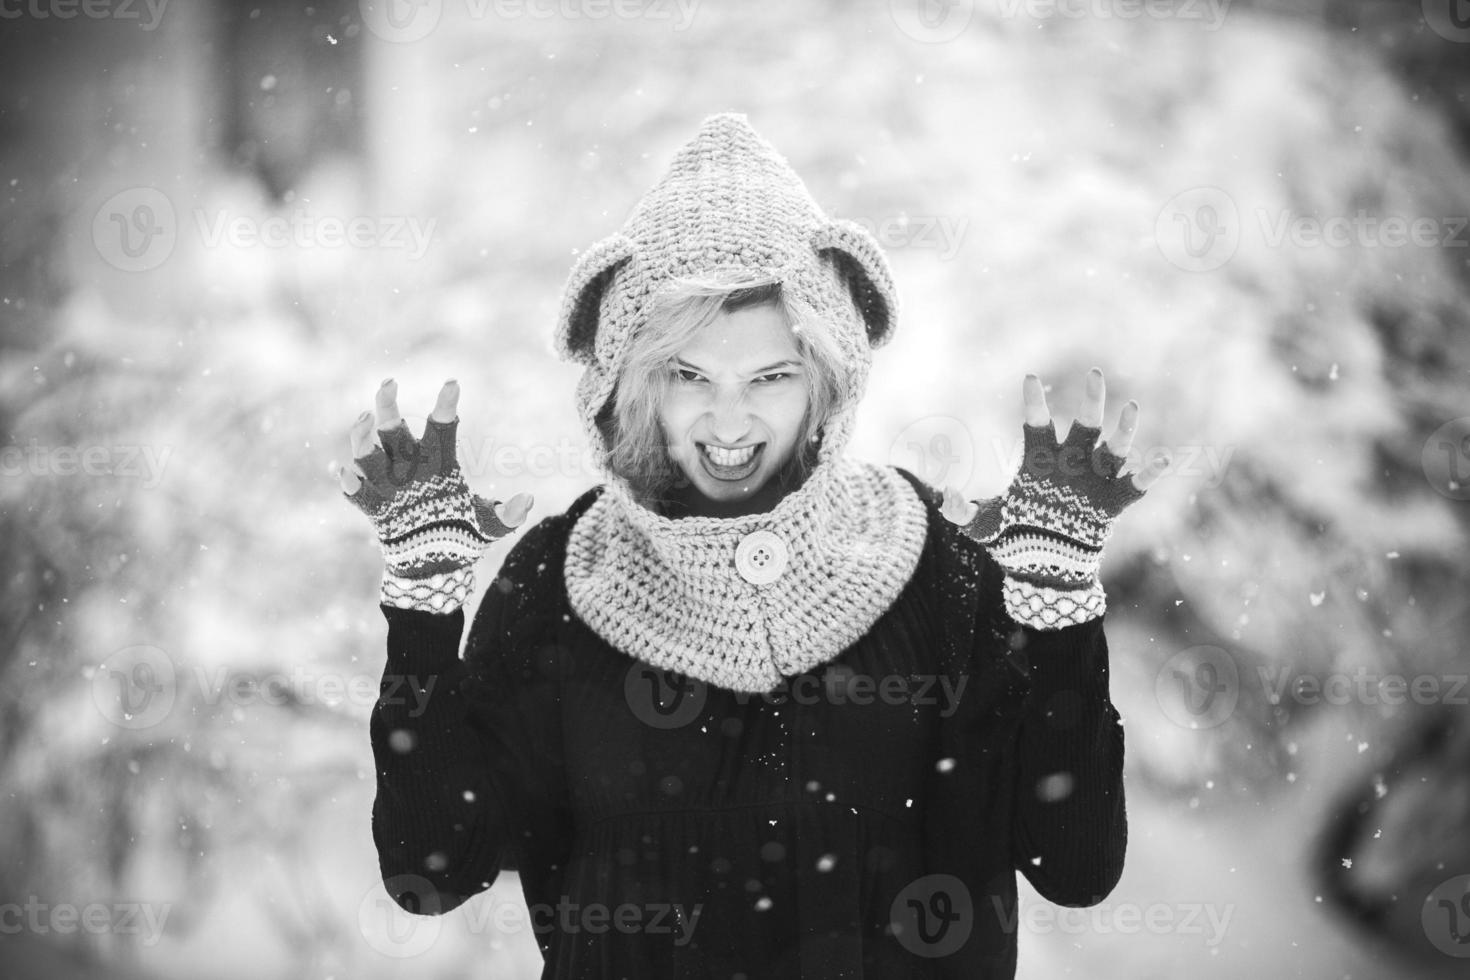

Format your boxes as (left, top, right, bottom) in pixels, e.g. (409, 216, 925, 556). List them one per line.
(597, 270, 852, 508)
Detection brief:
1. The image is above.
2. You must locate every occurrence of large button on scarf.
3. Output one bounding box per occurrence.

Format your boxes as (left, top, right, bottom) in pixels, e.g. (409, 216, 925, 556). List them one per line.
(735, 529, 788, 585)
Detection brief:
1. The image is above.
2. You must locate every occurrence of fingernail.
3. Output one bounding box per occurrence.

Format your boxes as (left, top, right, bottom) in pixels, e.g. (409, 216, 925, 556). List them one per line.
(445, 378, 458, 386)
(357, 410, 372, 422)
(381, 377, 394, 388)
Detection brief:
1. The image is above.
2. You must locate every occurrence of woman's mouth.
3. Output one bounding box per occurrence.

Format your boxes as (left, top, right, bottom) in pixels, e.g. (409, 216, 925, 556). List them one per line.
(697, 442, 764, 481)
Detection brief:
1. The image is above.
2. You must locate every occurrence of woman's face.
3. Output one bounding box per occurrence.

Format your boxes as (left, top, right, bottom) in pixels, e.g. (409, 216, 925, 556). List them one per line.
(658, 302, 812, 517)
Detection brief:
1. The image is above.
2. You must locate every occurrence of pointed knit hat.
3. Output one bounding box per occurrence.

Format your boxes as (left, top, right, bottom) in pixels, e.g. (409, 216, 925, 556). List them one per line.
(552, 113, 929, 693)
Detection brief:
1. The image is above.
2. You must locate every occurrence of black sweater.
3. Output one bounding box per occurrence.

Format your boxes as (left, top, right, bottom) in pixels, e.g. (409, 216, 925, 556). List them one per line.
(369, 468, 1127, 978)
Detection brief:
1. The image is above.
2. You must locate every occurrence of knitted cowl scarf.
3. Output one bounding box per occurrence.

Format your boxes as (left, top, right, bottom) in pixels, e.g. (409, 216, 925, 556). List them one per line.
(552, 113, 927, 694)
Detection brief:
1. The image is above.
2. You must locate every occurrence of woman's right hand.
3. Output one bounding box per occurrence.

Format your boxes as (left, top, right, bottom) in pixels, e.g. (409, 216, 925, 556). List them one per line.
(341, 378, 534, 612)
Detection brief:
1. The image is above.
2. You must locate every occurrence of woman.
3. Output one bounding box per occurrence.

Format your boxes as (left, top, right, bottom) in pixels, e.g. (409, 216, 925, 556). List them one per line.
(341, 113, 1166, 978)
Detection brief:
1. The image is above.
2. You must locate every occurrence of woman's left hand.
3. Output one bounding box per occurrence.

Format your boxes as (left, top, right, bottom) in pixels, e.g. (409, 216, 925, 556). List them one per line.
(941, 367, 1169, 629)
(941, 367, 1168, 524)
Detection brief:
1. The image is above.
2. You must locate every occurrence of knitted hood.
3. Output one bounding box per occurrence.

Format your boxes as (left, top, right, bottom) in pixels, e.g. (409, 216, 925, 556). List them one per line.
(552, 112, 928, 693)
(553, 111, 898, 473)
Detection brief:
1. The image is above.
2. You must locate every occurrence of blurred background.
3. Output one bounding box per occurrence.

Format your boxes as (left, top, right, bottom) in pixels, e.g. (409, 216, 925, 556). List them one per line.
(2, 0, 1469, 977)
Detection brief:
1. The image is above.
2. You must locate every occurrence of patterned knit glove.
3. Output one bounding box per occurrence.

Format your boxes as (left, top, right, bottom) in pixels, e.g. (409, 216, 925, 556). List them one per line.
(945, 418, 1147, 630)
(343, 388, 528, 615)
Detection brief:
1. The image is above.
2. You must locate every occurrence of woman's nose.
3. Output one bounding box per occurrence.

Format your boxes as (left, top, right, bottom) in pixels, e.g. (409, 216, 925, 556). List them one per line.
(707, 388, 752, 443)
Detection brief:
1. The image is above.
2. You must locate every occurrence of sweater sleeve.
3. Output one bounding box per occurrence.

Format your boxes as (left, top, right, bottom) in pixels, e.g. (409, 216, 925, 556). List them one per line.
(369, 516, 570, 916)
(974, 545, 1127, 906)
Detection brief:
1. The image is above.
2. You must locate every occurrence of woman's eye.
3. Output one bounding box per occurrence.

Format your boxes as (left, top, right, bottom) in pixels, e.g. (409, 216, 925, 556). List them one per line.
(672, 369, 791, 384)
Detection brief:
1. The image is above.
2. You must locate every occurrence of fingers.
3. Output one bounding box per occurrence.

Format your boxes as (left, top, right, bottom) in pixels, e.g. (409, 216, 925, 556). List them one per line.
(420, 380, 461, 474)
(350, 379, 463, 490)
(378, 421, 417, 469)
(1024, 368, 1164, 495)
(430, 379, 459, 424)
(940, 486, 977, 526)
(375, 377, 419, 468)
(349, 410, 378, 460)
(375, 378, 402, 430)
(472, 491, 535, 541)
(1130, 450, 1171, 494)
(348, 407, 392, 490)
(1022, 374, 1051, 427)
(346, 380, 523, 521)
(1105, 400, 1139, 460)
(494, 491, 535, 529)
(1077, 366, 1105, 429)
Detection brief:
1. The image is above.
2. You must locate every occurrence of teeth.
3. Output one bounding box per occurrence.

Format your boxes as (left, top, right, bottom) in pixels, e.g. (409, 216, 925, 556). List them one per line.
(702, 443, 757, 467)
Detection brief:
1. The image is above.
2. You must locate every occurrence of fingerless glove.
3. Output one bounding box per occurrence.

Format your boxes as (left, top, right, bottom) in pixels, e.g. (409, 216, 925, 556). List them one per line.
(344, 416, 517, 614)
(960, 420, 1145, 630)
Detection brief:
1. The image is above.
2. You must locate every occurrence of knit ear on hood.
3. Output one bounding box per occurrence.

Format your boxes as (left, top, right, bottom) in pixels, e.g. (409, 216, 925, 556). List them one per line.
(810, 218, 898, 350)
(554, 233, 637, 367)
